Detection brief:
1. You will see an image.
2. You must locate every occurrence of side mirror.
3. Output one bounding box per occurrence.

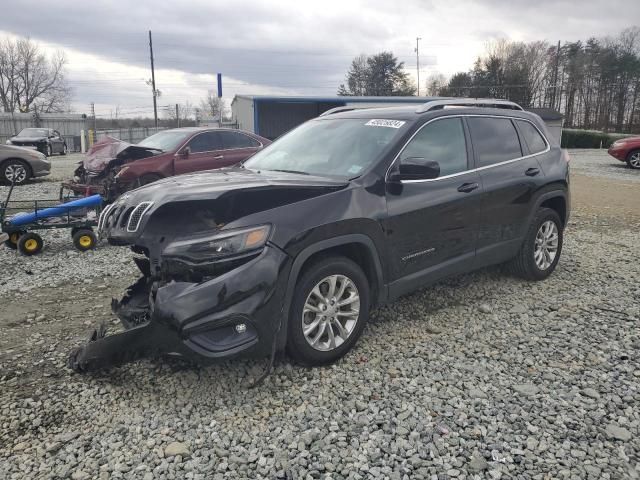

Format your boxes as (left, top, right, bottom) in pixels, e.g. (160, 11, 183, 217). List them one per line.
(390, 157, 440, 182)
(181, 146, 191, 157)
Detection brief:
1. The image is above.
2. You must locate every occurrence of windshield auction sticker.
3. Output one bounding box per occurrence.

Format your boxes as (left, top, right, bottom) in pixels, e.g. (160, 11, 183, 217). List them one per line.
(365, 119, 406, 128)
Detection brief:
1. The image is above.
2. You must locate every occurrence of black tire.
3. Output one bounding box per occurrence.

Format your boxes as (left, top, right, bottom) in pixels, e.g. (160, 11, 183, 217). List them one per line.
(138, 173, 163, 186)
(60, 143, 68, 156)
(4, 231, 23, 250)
(0, 159, 31, 185)
(17, 232, 44, 256)
(72, 229, 97, 252)
(626, 149, 640, 169)
(46, 144, 53, 157)
(287, 256, 370, 366)
(508, 207, 563, 281)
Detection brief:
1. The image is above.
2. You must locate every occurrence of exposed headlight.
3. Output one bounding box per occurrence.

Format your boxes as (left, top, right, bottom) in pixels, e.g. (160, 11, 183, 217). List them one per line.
(115, 166, 130, 179)
(163, 225, 271, 262)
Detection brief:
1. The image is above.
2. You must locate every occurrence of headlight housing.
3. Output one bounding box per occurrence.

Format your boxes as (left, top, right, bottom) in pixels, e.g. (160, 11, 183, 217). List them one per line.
(5, 140, 11, 145)
(163, 225, 271, 262)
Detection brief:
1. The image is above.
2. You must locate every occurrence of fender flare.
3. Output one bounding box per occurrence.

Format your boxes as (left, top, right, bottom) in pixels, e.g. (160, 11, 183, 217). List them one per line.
(278, 234, 387, 347)
(531, 190, 569, 225)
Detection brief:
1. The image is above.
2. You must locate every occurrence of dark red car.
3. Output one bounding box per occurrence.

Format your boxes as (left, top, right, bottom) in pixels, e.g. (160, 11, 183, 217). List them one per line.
(64, 128, 271, 200)
(607, 136, 640, 169)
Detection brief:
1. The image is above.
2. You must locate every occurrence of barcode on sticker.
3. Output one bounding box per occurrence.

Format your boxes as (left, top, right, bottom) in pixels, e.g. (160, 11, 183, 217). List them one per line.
(365, 119, 406, 128)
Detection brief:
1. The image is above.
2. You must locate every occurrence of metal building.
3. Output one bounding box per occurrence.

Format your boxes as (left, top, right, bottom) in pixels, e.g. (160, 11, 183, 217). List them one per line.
(231, 95, 440, 140)
(231, 95, 563, 141)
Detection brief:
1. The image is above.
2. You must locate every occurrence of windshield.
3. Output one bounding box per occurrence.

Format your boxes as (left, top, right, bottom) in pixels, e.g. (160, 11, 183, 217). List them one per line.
(18, 128, 48, 137)
(138, 130, 191, 151)
(243, 118, 406, 178)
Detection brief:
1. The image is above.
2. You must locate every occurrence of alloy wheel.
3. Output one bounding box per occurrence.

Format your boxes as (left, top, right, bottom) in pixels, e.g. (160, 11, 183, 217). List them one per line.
(302, 274, 360, 352)
(5, 163, 27, 184)
(534, 220, 559, 270)
(629, 152, 640, 168)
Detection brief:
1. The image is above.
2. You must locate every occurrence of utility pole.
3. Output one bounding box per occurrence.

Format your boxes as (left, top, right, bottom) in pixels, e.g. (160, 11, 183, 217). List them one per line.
(90, 102, 96, 132)
(149, 30, 158, 128)
(175, 104, 180, 128)
(415, 37, 422, 96)
(551, 40, 561, 110)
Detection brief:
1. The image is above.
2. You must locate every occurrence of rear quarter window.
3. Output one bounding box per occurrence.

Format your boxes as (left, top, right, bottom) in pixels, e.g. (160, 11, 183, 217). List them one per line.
(516, 120, 547, 154)
(467, 117, 523, 167)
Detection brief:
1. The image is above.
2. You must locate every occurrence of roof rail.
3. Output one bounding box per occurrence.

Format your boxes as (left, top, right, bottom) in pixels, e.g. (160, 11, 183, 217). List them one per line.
(416, 98, 523, 113)
(319, 106, 371, 117)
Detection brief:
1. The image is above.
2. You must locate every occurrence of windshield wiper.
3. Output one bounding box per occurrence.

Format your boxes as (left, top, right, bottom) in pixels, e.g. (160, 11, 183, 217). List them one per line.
(269, 169, 311, 175)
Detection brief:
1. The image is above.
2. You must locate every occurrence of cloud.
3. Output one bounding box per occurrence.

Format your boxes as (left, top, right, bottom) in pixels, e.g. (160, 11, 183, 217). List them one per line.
(0, 0, 637, 113)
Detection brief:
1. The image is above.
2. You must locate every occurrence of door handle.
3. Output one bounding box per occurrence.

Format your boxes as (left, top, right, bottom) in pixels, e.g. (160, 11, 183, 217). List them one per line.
(457, 182, 479, 193)
(525, 167, 540, 176)
(213, 155, 224, 160)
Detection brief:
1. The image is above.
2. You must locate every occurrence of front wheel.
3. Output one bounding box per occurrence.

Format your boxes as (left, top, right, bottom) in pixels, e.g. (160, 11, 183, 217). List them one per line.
(18, 232, 44, 256)
(46, 144, 53, 157)
(508, 207, 563, 281)
(60, 143, 68, 155)
(287, 256, 370, 366)
(1, 159, 31, 185)
(626, 149, 640, 169)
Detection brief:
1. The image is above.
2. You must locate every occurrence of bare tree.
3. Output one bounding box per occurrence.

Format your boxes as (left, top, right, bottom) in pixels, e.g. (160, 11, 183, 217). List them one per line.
(199, 90, 226, 119)
(425, 72, 447, 96)
(0, 37, 70, 113)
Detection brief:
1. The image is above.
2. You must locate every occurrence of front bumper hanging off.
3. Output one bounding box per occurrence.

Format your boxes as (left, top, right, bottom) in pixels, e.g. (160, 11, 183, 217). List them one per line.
(67, 246, 289, 373)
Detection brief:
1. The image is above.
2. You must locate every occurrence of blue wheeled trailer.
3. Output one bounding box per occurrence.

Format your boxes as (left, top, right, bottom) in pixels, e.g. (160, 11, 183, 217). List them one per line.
(0, 180, 103, 256)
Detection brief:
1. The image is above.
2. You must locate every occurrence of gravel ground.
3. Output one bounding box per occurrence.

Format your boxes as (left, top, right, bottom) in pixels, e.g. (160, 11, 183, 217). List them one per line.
(567, 149, 640, 184)
(0, 150, 638, 479)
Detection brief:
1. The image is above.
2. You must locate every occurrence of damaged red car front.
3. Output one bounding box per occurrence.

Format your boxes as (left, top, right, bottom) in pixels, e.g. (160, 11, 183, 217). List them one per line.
(63, 136, 162, 199)
(63, 128, 270, 201)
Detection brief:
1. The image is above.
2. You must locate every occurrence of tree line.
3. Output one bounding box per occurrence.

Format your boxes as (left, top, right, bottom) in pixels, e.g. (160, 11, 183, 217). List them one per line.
(339, 27, 640, 133)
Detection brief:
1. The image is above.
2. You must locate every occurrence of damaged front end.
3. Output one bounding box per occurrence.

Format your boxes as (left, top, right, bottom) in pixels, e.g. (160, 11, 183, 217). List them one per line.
(67, 180, 306, 372)
(62, 136, 161, 201)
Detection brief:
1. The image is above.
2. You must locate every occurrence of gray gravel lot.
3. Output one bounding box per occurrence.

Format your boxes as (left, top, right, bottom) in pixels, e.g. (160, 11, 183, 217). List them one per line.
(0, 149, 638, 479)
(568, 149, 640, 184)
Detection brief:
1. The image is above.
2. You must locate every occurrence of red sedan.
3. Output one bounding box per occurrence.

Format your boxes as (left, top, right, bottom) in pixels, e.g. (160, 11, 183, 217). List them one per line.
(64, 128, 271, 200)
(607, 136, 640, 169)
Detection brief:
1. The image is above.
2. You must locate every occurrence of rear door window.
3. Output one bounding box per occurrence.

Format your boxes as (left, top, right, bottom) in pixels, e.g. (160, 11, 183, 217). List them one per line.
(188, 132, 222, 153)
(516, 120, 547, 154)
(219, 131, 260, 149)
(467, 117, 522, 167)
(400, 118, 468, 177)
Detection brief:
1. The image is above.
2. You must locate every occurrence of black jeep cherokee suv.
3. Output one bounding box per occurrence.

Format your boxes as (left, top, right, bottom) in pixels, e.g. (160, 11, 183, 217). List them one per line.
(70, 98, 570, 371)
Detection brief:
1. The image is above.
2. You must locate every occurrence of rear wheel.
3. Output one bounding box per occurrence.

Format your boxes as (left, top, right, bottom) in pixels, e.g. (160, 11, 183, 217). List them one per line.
(508, 207, 563, 281)
(18, 232, 44, 256)
(287, 256, 370, 365)
(1, 159, 31, 185)
(626, 149, 640, 169)
(73, 229, 97, 252)
(4, 231, 23, 250)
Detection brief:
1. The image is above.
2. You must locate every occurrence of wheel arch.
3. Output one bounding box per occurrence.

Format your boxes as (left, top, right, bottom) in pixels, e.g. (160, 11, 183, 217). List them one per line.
(537, 192, 568, 226)
(278, 234, 386, 350)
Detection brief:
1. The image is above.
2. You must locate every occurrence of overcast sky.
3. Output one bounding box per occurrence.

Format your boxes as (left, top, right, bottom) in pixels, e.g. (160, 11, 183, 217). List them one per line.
(1, 0, 638, 118)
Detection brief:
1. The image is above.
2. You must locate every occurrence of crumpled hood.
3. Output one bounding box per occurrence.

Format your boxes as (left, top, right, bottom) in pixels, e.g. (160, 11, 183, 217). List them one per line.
(117, 167, 347, 205)
(82, 136, 161, 172)
(101, 167, 348, 243)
